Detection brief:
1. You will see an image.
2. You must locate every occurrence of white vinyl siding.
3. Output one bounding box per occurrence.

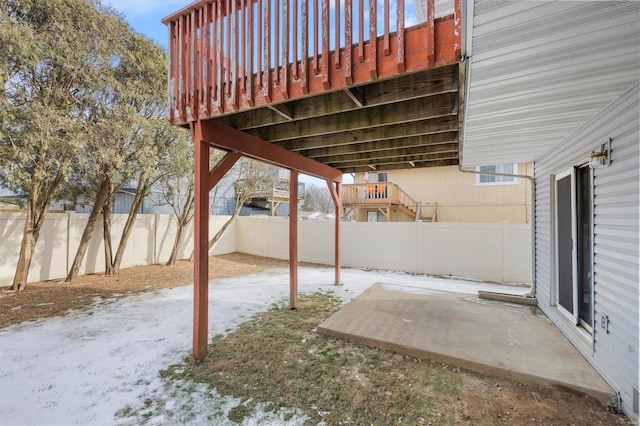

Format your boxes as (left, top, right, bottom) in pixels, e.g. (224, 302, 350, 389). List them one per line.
(464, 1, 640, 166)
(534, 82, 639, 419)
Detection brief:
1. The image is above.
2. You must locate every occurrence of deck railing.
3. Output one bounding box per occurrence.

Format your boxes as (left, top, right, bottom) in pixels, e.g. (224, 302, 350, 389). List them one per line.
(343, 182, 437, 220)
(342, 182, 415, 208)
(163, 0, 461, 125)
(272, 179, 305, 200)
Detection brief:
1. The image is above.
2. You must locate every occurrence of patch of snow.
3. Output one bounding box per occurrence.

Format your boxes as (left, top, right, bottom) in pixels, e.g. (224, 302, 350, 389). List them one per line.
(0, 266, 526, 424)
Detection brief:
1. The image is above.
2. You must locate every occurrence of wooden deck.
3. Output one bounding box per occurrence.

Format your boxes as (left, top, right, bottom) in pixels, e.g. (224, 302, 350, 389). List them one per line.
(163, 0, 463, 173)
(164, 0, 463, 359)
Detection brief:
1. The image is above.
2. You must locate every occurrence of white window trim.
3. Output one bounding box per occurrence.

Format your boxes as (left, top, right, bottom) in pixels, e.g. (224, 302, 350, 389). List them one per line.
(475, 164, 519, 186)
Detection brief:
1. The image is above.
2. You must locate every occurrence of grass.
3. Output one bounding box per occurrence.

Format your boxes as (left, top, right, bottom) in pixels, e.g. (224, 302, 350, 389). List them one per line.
(162, 292, 463, 425)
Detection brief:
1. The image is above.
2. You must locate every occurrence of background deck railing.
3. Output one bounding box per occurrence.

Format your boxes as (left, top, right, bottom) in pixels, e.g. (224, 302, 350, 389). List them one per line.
(163, 0, 461, 125)
(342, 182, 438, 220)
(342, 181, 411, 205)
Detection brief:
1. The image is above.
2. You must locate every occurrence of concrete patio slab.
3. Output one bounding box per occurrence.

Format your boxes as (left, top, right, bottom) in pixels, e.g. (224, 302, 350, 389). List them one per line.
(317, 283, 614, 404)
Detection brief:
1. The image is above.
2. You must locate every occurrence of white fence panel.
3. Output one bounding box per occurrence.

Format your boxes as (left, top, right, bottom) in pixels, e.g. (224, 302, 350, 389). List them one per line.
(210, 217, 236, 255)
(0, 212, 236, 286)
(236, 217, 532, 284)
(347, 223, 420, 273)
(299, 221, 334, 264)
(1, 211, 530, 286)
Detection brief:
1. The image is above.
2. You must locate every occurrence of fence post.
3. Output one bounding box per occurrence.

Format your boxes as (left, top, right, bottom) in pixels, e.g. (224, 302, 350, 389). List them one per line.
(66, 212, 71, 275)
(417, 221, 424, 274)
(502, 221, 510, 283)
(153, 213, 160, 264)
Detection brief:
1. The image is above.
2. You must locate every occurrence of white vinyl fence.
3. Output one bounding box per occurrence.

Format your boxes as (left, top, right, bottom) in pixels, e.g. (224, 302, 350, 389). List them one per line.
(236, 217, 532, 284)
(0, 212, 235, 286)
(1, 212, 531, 286)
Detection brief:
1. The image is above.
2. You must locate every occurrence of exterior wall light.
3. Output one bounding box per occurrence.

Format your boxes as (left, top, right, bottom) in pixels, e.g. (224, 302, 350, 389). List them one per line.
(589, 138, 611, 169)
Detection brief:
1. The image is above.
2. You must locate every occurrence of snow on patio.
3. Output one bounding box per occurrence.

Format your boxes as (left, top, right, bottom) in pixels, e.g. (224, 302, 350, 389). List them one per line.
(0, 266, 527, 425)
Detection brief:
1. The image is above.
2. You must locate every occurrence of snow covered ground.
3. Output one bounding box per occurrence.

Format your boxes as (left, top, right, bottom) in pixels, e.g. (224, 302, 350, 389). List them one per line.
(0, 266, 528, 425)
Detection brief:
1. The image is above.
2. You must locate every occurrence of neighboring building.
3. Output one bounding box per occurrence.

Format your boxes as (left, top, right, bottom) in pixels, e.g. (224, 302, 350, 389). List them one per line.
(300, 211, 335, 221)
(72, 187, 176, 215)
(344, 163, 532, 223)
(463, 2, 639, 420)
(238, 169, 304, 217)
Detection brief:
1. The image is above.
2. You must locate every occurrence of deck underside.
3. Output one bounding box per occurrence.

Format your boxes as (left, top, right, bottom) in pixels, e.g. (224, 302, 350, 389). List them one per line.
(210, 62, 461, 173)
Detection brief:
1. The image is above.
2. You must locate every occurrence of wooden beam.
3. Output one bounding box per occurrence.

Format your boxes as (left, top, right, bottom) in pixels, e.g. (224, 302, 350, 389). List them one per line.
(200, 120, 343, 182)
(328, 152, 459, 169)
(325, 149, 459, 166)
(289, 170, 299, 309)
(342, 158, 459, 173)
(276, 115, 458, 152)
(267, 102, 294, 120)
(220, 66, 457, 130)
(310, 141, 459, 164)
(248, 92, 457, 143)
(190, 120, 209, 361)
(326, 180, 341, 286)
(344, 87, 365, 108)
(207, 151, 242, 191)
(298, 131, 458, 158)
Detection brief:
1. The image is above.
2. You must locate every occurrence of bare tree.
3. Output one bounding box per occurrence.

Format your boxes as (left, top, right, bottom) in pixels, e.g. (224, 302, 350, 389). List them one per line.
(302, 183, 334, 214)
(157, 132, 197, 266)
(106, 120, 186, 274)
(207, 158, 276, 251)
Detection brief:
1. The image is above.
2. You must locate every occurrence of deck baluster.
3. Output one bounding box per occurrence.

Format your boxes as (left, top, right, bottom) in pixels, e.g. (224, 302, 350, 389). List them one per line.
(262, 0, 271, 102)
(281, 0, 289, 99)
(301, 0, 309, 93)
(396, 0, 404, 72)
(162, 0, 460, 124)
(321, 0, 329, 89)
(345, 0, 352, 84)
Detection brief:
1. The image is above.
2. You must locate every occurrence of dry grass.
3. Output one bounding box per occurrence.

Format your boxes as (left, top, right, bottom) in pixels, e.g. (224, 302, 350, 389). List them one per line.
(0, 255, 630, 425)
(162, 293, 629, 426)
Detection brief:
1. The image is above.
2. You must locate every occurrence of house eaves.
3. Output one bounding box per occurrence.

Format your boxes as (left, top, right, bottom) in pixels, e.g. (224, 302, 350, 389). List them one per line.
(461, 1, 640, 167)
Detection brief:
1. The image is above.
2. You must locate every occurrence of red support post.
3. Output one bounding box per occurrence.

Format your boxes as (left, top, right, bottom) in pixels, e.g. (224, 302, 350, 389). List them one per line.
(289, 170, 299, 309)
(326, 180, 342, 286)
(191, 120, 209, 360)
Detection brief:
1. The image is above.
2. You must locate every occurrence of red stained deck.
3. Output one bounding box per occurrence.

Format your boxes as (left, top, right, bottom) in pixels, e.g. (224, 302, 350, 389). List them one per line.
(164, 0, 463, 360)
(164, 0, 461, 126)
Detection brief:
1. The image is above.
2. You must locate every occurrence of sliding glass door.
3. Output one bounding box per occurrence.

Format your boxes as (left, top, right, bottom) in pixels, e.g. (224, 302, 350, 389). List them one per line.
(555, 165, 593, 331)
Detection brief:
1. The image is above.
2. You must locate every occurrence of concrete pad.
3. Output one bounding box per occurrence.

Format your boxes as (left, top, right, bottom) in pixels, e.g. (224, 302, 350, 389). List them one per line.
(318, 283, 614, 404)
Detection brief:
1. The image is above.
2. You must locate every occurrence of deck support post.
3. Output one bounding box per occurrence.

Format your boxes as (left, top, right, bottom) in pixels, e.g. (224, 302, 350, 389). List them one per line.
(191, 121, 242, 361)
(289, 170, 299, 309)
(327, 180, 342, 286)
(191, 120, 210, 361)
